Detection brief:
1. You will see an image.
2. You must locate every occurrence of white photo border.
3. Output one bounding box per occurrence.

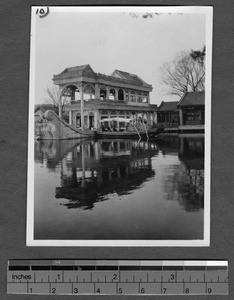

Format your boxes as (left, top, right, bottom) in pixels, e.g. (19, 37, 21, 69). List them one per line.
(27, 6, 213, 247)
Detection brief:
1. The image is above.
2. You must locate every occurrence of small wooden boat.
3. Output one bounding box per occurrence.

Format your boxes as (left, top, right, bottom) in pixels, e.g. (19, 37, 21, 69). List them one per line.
(95, 117, 160, 139)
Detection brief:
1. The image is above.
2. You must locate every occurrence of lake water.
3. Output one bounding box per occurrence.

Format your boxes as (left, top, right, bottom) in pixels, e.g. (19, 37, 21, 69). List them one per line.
(34, 135, 204, 240)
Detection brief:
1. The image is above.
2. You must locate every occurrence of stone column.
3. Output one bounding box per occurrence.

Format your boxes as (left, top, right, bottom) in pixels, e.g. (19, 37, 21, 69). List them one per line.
(58, 95, 62, 118)
(69, 110, 72, 125)
(94, 110, 98, 129)
(95, 84, 99, 100)
(80, 86, 84, 129)
(179, 136, 184, 156)
(154, 112, 157, 124)
(81, 144, 85, 187)
(179, 109, 183, 126)
(108, 112, 111, 127)
(106, 88, 110, 100)
(115, 89, 118, 100)
(87, 113, 90, 129)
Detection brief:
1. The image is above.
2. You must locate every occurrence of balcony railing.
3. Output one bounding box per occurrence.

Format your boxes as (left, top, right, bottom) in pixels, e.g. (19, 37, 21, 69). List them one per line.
(156, 122, 179, 128)
(185, 120, 204, 125)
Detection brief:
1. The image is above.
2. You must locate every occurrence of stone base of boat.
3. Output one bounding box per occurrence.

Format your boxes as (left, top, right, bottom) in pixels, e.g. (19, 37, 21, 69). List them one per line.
(35, 110, 95, 140)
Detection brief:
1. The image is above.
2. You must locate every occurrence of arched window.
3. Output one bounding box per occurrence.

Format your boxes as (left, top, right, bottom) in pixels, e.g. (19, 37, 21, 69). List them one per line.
(137, 113, 143, 123)
(100, 88, 107, 100)
(109, 89, 115, 100)
(89, 112, 94, 129)
(62, 85, 80, 103)
(143, 113, 148, 124)
(118, 89, 124, 101)
(84, 84, 95, 100)
(76, 113, 81, 128)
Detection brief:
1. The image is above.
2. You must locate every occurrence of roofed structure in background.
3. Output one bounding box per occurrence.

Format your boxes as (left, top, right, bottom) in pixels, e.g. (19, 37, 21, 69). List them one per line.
(178, 91, 205, 107)
(178, 91, 205, 127)
(157, 101, 179, 124)
(158, 101, 179, 111)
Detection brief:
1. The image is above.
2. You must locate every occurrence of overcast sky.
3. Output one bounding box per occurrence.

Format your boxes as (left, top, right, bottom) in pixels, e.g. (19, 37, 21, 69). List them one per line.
(32, 7, 206, 105)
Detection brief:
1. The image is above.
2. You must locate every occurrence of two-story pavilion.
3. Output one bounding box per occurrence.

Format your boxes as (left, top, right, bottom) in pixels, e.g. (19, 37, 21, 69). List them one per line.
(53, 64, 157, 130)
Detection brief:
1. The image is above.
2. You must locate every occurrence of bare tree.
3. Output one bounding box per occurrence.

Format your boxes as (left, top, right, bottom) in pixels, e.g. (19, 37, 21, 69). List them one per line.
(45, 86, 62, 109)
(161, 48, 205, 98)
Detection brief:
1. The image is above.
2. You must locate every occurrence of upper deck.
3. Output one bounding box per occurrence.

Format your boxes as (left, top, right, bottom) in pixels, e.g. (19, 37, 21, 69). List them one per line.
(53, 64, 153, 107)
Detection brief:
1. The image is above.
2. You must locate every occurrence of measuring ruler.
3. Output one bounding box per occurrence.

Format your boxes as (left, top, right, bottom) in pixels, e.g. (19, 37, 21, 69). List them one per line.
(7, 260, 228, 295)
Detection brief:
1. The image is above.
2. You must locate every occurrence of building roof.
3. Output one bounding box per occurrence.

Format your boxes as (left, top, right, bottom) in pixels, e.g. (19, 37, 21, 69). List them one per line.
(111, 70, 149, 87)
(158, 101, 179, 112)
(178, 91, 205, 107)
(53, 64, 152, 90)
(60, 64, 94, 74)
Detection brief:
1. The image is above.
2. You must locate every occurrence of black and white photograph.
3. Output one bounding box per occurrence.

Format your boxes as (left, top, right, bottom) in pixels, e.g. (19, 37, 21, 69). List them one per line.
(27, 6, 212, 246)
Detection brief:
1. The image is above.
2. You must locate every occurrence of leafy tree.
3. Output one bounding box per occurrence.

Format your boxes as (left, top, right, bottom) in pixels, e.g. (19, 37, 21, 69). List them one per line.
(161, 46, 205, 98)
(190, 45, 206, 66)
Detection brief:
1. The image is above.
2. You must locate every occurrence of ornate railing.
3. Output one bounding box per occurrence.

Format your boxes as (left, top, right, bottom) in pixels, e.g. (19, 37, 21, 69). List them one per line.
(155, 122, 179, 128)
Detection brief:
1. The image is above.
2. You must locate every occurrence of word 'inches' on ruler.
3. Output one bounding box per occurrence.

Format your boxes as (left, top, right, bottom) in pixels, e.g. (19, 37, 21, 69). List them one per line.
(7, 260, 228, 295)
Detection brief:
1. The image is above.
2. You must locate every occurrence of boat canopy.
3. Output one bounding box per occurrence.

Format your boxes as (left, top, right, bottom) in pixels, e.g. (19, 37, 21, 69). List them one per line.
(100, 117, 133, 123)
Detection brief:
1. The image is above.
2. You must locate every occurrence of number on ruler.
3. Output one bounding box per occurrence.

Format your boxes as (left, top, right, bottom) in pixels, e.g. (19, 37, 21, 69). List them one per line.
(207, 288, 212, 294)
(163, 288, 167, 294)
(140, 288, 145, 294)
(73, 288, 78, 294)
(113, 274, 117, 280)
(51, 287, 56, 294)
(185, 288, 189, 294)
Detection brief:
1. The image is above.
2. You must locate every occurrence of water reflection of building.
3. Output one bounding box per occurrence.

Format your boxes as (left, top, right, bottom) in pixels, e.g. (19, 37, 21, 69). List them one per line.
(35, 136, 204, 213)
(35, 139, 158, 210)
(156, 135, 180, 155)
(162, 135, 204, 212)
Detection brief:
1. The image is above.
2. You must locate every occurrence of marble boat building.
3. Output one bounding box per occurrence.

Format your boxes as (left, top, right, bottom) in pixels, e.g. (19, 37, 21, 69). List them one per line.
(34, 65, 205, 139)
(53, 64, 158, 130)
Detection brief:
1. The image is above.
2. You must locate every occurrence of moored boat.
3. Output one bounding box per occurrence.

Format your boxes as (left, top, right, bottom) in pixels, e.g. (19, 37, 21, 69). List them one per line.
(95, 117, 160, 139)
